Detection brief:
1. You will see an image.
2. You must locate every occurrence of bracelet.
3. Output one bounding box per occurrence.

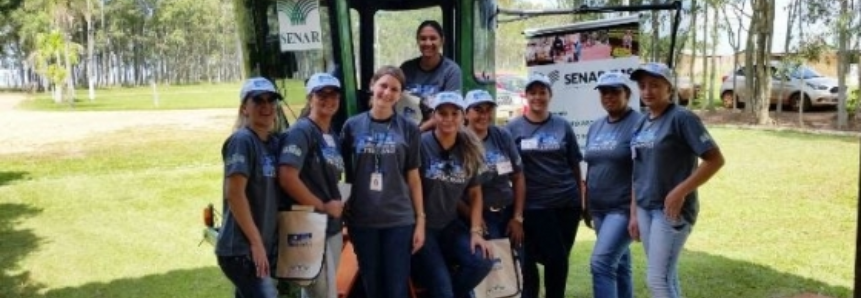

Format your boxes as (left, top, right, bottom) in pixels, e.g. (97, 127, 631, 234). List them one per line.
(470, 227, 483, 234)
(416, 212, 426, 218)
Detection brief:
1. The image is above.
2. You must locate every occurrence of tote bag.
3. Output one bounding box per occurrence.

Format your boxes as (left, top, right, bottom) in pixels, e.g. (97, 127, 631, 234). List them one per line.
(275, 205, 327, 285)
(473, 238, 523, 298)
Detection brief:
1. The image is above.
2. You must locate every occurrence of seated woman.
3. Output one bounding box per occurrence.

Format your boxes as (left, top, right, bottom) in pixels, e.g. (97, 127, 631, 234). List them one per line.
(399, 20, 463, 131)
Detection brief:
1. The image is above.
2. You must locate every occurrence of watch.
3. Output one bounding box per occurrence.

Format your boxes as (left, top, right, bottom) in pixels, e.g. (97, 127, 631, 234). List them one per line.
(513, 215, 524, 223)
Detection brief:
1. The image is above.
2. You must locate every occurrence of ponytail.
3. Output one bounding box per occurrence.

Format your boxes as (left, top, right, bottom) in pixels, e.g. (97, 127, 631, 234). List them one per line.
(457, 128, 485, 178)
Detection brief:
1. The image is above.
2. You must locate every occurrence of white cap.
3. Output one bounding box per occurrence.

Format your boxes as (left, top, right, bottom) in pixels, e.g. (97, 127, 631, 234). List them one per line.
(525, 72, 553, 90)
(594, 71, 631, 91)
(305, 73, 341, 95)
(630, 62, 675, 88)
(431, 91, 466, 110)
(239, 77, 281, 102)
(464, 90, 497, 109)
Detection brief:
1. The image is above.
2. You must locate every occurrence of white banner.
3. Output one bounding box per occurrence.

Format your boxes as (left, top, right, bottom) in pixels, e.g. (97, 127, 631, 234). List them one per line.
(276, 0, 324, 51)
(525, 16, 642, 155)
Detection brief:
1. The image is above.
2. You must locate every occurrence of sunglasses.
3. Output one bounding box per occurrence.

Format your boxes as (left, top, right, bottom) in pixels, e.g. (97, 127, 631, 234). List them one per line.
(251, 96, 279, 104)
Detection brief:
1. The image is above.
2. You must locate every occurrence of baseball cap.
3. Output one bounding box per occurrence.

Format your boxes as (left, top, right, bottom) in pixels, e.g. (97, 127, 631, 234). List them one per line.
(431, 91, 466, 110)
(464, 90, 497, 109)
(305, 73, 341, 95)
(525, 72, 552, 90)
(239, 77, 281, 103)
(594, 71, 631, 91)
(630, 62, 675, 88)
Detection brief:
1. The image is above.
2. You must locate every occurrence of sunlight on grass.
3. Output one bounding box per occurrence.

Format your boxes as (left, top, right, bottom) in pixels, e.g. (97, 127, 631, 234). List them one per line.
(0, 126, 857, 298)
(17, 80, 306, 111)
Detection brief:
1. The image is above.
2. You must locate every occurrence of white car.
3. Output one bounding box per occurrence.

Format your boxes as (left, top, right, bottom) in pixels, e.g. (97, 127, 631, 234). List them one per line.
(719, 61, 839, 111)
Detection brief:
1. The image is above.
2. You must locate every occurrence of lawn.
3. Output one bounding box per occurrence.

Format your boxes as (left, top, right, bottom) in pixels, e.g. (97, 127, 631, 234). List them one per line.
(16, 80, 306, 111)
(0, 124, 857, 297)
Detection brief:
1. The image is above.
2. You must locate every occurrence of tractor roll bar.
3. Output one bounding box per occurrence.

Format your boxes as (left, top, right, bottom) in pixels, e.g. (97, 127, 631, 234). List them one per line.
(495, 1, 684, 68)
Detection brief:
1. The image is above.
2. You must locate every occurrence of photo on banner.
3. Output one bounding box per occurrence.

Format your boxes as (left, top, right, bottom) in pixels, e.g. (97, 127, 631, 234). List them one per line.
(523, 16, 642, 164)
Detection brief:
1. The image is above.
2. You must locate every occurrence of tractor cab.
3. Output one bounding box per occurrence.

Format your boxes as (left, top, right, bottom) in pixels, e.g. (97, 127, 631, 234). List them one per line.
(231, 0, 497, 129)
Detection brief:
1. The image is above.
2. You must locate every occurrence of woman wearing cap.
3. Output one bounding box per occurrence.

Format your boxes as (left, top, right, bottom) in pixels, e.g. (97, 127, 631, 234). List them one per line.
(583, 72, 644, 298)
(340, 66, 425, 298)
(504, 72, 585, 298)
(463, 89, 525, 246)
(216, 77, 284, 298)
(278, 73, 344, 298)
(412, 91, 493, 298)
(629, 62, 725, 298)
(400, 20, 463, 132)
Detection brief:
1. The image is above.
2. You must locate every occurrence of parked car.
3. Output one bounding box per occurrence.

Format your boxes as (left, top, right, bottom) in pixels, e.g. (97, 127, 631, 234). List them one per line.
(495, 74, 529, 124)
(719, 61, 839, 111)
(674, 76, 702, 106)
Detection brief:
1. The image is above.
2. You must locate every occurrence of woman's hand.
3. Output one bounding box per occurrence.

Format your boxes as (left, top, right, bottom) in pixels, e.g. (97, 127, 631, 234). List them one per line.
(411, 221, 426, 254)
(506, 219, 524, 247)
(323, 200, 344, 218)
(250, 242, 270, 278)
(628, 215, 640, 242)
(663, 187, 687, 222)
(470, 233, 493, 259)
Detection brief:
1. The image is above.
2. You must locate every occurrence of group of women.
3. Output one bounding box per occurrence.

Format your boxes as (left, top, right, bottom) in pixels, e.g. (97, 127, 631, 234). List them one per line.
(215, 19, 725, 298)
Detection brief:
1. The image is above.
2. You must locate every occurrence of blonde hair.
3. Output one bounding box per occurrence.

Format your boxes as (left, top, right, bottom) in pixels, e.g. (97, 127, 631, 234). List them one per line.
(232, 98, 287, 133)
(457, 126, 485, 179)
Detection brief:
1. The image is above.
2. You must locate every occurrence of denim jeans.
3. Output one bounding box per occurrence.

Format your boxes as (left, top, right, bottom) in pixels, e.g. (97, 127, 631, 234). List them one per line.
(217, 255, 279, 298)
(301, 233, 343, 298)
(521, 207, 581, 298)
(637, 207, 692, 298)
(590, 212, 634, 298)
(412, 221, 494, 298)
(349, 224, 414, 298)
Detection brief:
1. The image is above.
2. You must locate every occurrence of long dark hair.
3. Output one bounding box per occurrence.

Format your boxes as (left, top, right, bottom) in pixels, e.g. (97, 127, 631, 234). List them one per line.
(416, 20, 444, 40)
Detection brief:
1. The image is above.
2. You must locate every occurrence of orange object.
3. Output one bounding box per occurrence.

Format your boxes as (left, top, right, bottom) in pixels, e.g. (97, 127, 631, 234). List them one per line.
(203, 204, 214, 227)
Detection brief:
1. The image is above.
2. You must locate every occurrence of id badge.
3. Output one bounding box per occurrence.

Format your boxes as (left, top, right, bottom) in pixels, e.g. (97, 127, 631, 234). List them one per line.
(370, 173, 383, 191)
(323, 134, 336, 147)
(496, 161, 513, 175)
(521, 138, 538, 150)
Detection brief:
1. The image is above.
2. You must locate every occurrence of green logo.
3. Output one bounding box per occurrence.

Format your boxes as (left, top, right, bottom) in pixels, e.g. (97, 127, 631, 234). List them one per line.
(278, 0, 318, 26)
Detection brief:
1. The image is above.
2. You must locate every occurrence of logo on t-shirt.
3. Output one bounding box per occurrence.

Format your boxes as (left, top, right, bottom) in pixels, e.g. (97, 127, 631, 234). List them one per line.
(522, 133, 563, 151)
(225, 153, 245, 166)
(631, 129, 656, 149)
(283, 144, 303, 157)
(425, 158, 468, 184)
(322, 147, 345, 172)
(356, 133, 398, 155)
(261, 155, 276, 177)
(699, 132, 712, 144)
(587, 131, 621, 152)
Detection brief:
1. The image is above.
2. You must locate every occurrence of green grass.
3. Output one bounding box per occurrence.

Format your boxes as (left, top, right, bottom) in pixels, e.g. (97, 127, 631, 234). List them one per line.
(0, 126, 857, 297)
(16, 80, 306, 111)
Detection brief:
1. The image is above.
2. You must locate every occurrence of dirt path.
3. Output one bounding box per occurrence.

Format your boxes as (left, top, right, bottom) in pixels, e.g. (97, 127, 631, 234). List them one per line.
(0, 93, 235, 155)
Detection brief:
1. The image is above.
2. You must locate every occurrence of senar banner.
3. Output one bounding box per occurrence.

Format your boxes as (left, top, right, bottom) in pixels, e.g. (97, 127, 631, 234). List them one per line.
(524, 15, 641, 153)
(276, 0, 324, 51)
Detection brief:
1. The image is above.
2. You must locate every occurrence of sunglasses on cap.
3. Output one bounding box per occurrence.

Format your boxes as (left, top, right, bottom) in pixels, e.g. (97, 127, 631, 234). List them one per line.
(250, 95, 279, 104)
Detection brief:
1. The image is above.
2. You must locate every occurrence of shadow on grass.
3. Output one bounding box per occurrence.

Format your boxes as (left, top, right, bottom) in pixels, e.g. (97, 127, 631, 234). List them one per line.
(566, 241, 852, 298)
(0, 171, 28, 186)
(38, 267, 231, 298)
(0, 203, 44, 298)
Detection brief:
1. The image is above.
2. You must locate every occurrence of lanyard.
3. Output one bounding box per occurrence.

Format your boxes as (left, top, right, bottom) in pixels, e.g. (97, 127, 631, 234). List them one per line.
(365, 114, 394, 173)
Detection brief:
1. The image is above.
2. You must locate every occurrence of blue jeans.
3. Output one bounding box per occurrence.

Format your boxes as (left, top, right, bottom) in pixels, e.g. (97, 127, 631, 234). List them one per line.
(637, 207, 693, 298)
(349, 224, 414, 298)
(590, 212, 634, 298)
(521, 207, 582, 298)
(217, 255, 279, 298)
(412, 221, 494, 298)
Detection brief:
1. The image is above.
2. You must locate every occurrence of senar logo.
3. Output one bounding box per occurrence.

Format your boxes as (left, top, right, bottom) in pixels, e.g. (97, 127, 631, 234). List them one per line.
(278, 0, 318, 26)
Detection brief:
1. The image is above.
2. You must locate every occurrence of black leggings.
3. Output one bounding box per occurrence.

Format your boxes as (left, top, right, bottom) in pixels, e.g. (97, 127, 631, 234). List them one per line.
(521, 207, 582, 298)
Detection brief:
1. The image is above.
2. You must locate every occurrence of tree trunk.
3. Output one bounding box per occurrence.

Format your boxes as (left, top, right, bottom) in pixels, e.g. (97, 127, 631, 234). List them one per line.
(836, 0, 849, 129)
(689, 0, 697, 88)
(754, 0, 774, 125)
(708, 5, 719, 111)
(777, 0, 798, 114)
(651, 0, 660, 61)
(744, 12, 756, 114)
(700, 3, 709, 109)
(86, 0, 95, 101)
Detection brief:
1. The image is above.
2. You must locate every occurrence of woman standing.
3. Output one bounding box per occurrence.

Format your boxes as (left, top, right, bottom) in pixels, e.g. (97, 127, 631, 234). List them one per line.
(341, 66, 426, 298)
(504, 72, 585, 298)
(400, 20, 463, 131)
(216, 77, 283, 298)
(629, 62, 725, 298)
(584, 72, 643, 298)
(412, 91, 493, 298)
(278, 73, 345, 298)
(463, 89, 525, 246)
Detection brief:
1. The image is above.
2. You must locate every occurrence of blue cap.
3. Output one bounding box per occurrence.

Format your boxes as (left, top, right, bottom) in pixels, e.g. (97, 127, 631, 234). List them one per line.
(525, 72, 553, 90)
(464, 90, 497, 109)
(431, 91, 466, 110)
(594, 71, 631, 90)
(305, 73, 342, 95)
(239, 77, 281, 102)
(630, 62, 675, 88)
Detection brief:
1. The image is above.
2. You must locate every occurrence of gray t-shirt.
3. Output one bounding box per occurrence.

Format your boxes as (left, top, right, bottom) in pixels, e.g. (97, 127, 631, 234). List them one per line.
(478, 126, 523, 208)
(340, 112, 422, 228)
(420, 132, 483, 229)
(279, 117, 345, 235)
(584, 109, 643, 213)
(216, 127, 281, 256)
(400, 56, 462, 99)
(505, 115, 583, 209)
(631, 104, 718, 225)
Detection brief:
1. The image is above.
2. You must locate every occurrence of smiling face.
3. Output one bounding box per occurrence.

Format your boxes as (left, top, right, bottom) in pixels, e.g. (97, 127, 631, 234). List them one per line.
(525, 83, 552, 114)
(466, 103, 495, 132)
(598, 86, 630, 115)
(433, 104, 463, 135)
(636, 75, 672, 107)
(370, 74, 403, 111)
(417, 25, 443, 58)
(242, 92, 278, 129)
(309, 87, 340, 118)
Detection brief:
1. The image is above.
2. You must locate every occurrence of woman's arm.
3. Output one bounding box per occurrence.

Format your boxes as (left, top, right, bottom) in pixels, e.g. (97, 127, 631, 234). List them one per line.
(672, 148, 725, 196)
(509, 172, 526, 222)
(407, 169, 425, 220)
(467, 185, 484, 232)
(279, 166, 342, 218)
(226, 175, 263, 246)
